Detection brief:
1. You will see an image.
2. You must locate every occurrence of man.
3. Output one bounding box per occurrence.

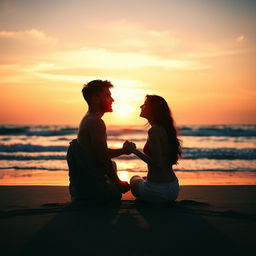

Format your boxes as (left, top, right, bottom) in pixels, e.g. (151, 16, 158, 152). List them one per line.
(67, 80, 131, 203)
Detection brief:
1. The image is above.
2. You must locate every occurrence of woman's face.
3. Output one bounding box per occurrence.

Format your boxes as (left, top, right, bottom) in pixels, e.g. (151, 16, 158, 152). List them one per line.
(140, 99, 151, 119)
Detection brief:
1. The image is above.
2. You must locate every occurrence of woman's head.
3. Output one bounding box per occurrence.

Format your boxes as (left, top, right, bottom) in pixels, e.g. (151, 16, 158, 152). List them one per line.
(141, 95, 182, 164)
(140, 95, 171, 124)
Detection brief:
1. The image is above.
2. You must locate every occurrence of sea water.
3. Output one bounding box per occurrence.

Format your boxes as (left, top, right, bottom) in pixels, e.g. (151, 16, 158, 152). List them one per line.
(0, 124, 256, 185)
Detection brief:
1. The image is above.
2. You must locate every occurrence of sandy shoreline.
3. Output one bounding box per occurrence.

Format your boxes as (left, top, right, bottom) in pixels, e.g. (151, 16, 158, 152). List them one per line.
(0, 185, 255, 255)
(1, 169, 255, 186)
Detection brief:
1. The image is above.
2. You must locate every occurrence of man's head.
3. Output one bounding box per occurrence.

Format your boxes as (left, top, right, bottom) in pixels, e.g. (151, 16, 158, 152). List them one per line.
(82, 80, 114, 113)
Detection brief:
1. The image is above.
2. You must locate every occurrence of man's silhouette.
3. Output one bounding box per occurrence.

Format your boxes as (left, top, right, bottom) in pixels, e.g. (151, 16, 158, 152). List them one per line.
(67, 80, 131, 203)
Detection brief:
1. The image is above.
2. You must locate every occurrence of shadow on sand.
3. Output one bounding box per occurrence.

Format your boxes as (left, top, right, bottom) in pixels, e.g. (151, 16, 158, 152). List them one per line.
(1, 199, 252, 256)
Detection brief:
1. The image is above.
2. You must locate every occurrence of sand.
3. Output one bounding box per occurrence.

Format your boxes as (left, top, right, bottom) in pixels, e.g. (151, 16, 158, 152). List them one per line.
(0, 185, 255, 256)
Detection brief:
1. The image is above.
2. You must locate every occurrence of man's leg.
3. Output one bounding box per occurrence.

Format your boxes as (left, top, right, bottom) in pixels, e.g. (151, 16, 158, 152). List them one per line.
(103, 161, 122, 201)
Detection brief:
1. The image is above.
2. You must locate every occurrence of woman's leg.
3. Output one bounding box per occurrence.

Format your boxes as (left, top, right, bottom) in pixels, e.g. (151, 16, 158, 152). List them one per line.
(130, 175, 144, 197)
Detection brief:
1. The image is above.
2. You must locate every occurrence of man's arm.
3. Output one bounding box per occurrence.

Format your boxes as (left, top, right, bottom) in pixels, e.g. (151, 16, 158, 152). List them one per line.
(87, 119, 119, 182)
(84, 119, 129, 192)
(108, 144, 132, 158)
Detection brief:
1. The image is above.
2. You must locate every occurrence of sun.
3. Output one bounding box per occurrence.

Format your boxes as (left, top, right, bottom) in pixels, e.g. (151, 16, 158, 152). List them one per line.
(113, 103, 134, 117)
(118, 170, 129, 182)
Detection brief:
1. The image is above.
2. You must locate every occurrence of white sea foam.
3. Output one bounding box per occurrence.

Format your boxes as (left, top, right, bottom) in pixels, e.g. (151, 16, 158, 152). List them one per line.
(0, 125, 255, 174)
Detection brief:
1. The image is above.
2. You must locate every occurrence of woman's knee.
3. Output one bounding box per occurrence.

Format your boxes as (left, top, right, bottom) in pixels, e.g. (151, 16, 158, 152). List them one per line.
(130, 175, 143, 197)
(130, 175, 143, 184)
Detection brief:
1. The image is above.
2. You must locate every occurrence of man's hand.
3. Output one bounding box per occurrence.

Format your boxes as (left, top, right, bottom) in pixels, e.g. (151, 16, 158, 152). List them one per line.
(118, 181, 130, 193)
(123, 140, 136, 154)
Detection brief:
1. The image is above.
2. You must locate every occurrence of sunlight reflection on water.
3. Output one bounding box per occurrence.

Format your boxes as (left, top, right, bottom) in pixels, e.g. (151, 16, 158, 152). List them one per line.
(118, 170, 129, 182)
(0, 169, 255, 186)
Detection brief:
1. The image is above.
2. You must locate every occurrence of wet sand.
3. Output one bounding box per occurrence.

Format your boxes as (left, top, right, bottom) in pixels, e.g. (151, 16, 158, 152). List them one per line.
(0, 185, 255, 256)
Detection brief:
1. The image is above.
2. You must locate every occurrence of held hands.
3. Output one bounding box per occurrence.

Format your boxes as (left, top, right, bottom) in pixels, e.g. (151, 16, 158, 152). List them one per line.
(123, 140, 136, 155)
(119, 141, 136, 194)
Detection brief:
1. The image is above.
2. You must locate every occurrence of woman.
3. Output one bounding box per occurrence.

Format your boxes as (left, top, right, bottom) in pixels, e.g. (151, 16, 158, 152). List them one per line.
(125, 95, 182, 203)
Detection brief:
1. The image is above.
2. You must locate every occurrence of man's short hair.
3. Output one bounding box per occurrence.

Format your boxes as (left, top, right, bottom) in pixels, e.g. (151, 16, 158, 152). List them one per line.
(82, 80, 113, 103)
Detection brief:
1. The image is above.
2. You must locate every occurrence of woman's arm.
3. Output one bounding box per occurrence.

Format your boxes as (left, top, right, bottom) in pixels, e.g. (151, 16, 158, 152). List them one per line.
(122, 141, 153, 165)
(132, 148, 155, 166)
(133, 126, 165, 168)
(124, 126, 164, 168)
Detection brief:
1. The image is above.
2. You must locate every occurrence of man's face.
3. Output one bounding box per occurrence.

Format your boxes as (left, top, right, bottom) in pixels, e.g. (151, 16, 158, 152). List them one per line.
(98, 88, 114, 113)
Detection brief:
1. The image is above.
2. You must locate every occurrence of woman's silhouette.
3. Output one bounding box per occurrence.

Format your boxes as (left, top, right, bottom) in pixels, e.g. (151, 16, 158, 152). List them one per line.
(125, 95, 182, 203)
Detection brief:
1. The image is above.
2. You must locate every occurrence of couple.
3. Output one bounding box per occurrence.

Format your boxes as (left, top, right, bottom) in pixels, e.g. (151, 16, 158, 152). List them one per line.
(67, 80, 181, 204)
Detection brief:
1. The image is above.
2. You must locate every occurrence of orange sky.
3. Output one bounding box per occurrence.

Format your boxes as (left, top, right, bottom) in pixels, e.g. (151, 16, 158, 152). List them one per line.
(0, 0, 255, 125)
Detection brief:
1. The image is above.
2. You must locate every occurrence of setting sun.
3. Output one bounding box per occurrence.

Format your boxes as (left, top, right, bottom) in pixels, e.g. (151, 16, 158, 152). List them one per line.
(0, 0, 255, 126)
(118, 170, 129, 182)
(113, 103, 134, 118)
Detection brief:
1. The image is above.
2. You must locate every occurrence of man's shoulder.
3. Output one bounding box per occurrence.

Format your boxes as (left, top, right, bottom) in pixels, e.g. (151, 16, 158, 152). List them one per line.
(89, 117, 105, 129)
(79, 116, 106, 134)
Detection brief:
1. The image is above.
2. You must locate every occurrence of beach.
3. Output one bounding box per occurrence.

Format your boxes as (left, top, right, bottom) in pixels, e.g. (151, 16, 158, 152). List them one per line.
(0, 185, 255, 256)
(0, 124, 255, 255)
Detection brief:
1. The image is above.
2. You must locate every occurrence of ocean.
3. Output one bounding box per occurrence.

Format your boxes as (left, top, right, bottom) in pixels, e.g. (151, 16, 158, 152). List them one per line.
(0, 124, 256, 185)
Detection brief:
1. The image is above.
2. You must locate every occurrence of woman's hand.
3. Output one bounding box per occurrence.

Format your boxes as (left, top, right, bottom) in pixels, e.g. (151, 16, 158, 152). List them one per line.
(123, 140, 136, 154)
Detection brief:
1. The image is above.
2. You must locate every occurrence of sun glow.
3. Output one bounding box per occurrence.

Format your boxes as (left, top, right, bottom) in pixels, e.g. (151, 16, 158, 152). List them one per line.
(113, 103, 134, 117)
(118, 170, 129, 182)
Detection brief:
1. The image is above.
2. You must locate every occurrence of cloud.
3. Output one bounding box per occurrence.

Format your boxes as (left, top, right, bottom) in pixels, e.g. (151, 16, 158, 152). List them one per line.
(0, 29, 58, 45)
(0, 64, 34, 84)
(236, 35, 245, 42)
(0, 44, 208, 85)
(0, 29, 58, 65)
(48, 47, 210, 71)
(76, 20, 248, 62)
(183, 49, 247, 59)
(79, 20, 182, 57)
(57, 99, 81, 104)
(0, 61, 147, 89)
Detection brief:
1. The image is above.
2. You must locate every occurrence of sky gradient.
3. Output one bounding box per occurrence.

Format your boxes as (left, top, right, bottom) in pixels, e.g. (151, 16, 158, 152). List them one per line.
(1, 0, 255, 125)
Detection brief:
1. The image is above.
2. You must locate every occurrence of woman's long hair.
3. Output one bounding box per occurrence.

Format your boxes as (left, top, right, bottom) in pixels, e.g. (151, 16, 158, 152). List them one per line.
(146, 95, 182, 165)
